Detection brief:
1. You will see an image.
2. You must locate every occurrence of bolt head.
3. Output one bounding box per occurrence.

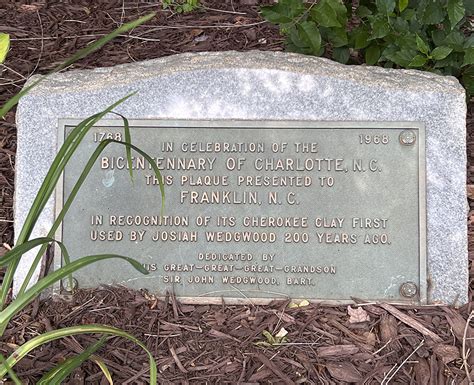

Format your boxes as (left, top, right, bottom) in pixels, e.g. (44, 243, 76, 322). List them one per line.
(62, 277, 78, 293)
(399, 130, 416, 145)
(400, 282, 418, 298)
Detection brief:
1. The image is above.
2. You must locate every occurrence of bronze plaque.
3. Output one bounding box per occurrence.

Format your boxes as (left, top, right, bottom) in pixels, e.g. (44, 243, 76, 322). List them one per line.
(56, 120, 426, 304)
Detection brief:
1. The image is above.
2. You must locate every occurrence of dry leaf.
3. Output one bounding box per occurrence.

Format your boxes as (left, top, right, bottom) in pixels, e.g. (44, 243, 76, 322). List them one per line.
(433, 344, 460, 364)
(363, 331, 377, 347)
(414, 357, 430, 385)
(275, 327, 288, 339)
(347, 306, 370, 323)
(326, 362, 363, 382)
(317, 345, 359, 358)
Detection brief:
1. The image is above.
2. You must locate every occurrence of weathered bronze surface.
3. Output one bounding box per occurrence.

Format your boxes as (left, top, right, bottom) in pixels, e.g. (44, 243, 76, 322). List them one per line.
(56, 120, 426, 304)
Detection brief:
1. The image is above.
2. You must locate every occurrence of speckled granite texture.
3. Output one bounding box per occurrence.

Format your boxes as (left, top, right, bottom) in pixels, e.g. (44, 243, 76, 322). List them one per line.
(14, 51, 467, 304)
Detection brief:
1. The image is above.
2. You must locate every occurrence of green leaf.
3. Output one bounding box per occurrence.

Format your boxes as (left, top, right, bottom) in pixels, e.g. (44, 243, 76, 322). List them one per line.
(260, 0, 305, 24)
(0, 325, 157, 384)
(447, 0, 465, 28)
(333, 47, 350, 63)
(402, 8, 416, 20)
(325, 27, 348, 47)
(370, 17, 391, 39)
(353, 28, 371, 49)
(288, 26, 308, 49)
(260, 6, 294, 24)
(431, 46, 453, 60)
(0, 13, 155, 119)
(409, 54, 428, 67)
(365, 45, 381, 65)
(432, 30, 447, 47)
(356, 5, 373, 17)
(297, 21, 321, 55)
(392, 17, 409, 33)
(421, 2, 445, 24)
(0, 33, 9, 64)
(416, 34, 430, 55)
(312, 0, 341, 27)
(38, 337, 108, 385)
(385, 47, 418, 66)
(444, 30, 465, 51)
(463, 47, 474, 66)
(376, 0, 396, 14)
(398, 0, 409, 12)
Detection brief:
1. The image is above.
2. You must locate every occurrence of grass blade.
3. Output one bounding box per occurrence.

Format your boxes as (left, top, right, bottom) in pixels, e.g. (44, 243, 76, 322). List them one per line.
(18, 135, 164, 296)
(91, 355, 114, 385)
(0, 253, 149, 329)
(0, 325, 157, 384)
(0, 13, 155, 119)
(1, 93, 135, 308)
(0, 237, 69, 267)
(37, 336, 108, 385)
(0, 354, 22, 385)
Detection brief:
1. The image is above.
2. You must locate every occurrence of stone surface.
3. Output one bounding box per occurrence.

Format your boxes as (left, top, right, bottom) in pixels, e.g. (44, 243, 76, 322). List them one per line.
(14, 51, 467, 304)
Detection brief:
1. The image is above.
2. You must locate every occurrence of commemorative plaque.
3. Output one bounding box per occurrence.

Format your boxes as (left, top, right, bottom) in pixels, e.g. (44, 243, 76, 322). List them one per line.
(55, 120, 426, 304)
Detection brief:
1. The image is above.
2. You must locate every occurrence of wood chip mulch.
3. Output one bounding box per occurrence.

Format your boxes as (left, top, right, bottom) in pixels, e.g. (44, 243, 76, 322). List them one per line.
(0, 1, 473, 384)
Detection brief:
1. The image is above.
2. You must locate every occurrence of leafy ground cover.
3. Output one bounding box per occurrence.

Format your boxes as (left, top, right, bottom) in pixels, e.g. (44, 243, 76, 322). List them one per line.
(0, 1, 473, 383)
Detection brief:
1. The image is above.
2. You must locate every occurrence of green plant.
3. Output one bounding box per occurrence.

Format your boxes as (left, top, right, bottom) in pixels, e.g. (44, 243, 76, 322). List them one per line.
(0, 14, 164, 384)
(261, 0, 474, 97)
(0, 33, 9, 64)
(162, 0, 200, 13)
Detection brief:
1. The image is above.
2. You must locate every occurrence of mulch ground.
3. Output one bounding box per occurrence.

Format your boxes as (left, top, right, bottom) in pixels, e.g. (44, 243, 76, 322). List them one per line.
(0, 1, 473, 384)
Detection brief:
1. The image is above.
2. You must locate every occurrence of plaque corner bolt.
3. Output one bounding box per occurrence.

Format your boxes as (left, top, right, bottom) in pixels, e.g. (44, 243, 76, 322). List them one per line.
(400, 281, 418, 298)
(62, 277, 79, 293)
(399, 130, 416, 146)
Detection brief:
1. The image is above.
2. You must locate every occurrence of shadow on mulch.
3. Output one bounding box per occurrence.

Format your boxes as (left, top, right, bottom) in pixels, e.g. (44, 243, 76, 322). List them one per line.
(0, 0, 473, 384)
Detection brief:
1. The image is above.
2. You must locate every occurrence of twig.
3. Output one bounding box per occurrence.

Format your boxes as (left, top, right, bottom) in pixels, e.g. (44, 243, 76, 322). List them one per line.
(200, 6, 247, 15)
(379, 303, 443, 343)
(381, 340, 425, 384)
(372, 339, 393, 356)
(29, 10, 44, 77)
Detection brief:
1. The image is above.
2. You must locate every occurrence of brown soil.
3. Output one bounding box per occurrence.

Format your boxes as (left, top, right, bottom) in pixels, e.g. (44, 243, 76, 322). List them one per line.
(0, 1, 473, 384)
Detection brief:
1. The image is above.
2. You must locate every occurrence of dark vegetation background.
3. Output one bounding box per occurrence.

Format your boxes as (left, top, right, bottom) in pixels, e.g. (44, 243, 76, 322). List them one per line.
(0, 1, 473, 383)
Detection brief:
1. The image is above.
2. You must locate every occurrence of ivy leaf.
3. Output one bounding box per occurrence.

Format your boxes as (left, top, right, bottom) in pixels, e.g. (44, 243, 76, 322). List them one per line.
(431, 46, 453, 60)
(409, 54, 428, 67)
(312, 0, 341, 27)
(376, 0, 396, 14)
(365, 45, 381, 65)
(447, 0, 465, 28)
(416, 34, 430, 55)
(370, 17, 391, 40)
(390, 49, 418, 66)
(0, 33, 9, 64)
(421, 2, 445, 24)
(463, 47, 474, 66)
(333, 47, 350, 63)
(357, 5, 373, 17)
(325, 27, 348, 47)
(260, 0, 305, 24)
(392, 17, 409, 33)
(444, 30, 465, 51)
(398, 0, 409, 12)
(297, 21, 322, 55)
(353, 28, 371, 49)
